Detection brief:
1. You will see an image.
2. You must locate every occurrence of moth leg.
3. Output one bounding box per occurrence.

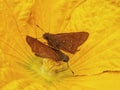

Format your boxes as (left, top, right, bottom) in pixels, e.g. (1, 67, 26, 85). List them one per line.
(67, 62, 74, 75)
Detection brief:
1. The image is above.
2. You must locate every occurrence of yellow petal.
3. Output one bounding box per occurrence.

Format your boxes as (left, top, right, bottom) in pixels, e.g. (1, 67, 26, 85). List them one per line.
(0, 0, 120, 90)
(68, 0, 120, 75)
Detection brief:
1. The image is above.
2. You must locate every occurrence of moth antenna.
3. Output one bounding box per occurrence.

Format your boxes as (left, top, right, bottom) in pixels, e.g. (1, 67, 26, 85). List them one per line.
(30, 25, 43, 40)
(67, 62, 74, 75)
(35, 27, 38, 39)
(36, 25, 46, 33)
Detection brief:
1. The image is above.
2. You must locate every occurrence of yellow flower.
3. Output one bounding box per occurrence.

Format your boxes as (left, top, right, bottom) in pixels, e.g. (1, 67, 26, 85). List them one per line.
(0, 0, 120, 90)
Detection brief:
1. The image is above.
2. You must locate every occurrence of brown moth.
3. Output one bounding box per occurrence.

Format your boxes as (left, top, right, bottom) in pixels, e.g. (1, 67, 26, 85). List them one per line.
(43, 32, 89, 54)
(26, 35, 69, 62)
(26, 31, 89, 75)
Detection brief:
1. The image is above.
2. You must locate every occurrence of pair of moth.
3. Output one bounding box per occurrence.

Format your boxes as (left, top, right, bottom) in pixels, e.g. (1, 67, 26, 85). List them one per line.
(26, 31, 89, 74)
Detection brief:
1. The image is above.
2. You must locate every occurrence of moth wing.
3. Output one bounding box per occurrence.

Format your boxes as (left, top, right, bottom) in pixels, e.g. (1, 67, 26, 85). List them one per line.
(44, 32, 89, 54)
(26, 35, 59, 61)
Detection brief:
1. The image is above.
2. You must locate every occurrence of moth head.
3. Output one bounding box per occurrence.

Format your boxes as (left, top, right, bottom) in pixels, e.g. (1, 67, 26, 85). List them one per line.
(63, 55, 69, 62)
(43, 33, 49, 40)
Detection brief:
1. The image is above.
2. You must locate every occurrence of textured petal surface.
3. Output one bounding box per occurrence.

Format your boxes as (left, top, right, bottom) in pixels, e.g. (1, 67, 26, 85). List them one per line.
(0, 0, 120, 90)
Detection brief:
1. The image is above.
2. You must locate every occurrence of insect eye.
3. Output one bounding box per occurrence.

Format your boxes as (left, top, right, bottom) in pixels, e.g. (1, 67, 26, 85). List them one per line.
(63, 59, 68, 62)
(43, 33, 48, 39)
(63, 56, 69, 62)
